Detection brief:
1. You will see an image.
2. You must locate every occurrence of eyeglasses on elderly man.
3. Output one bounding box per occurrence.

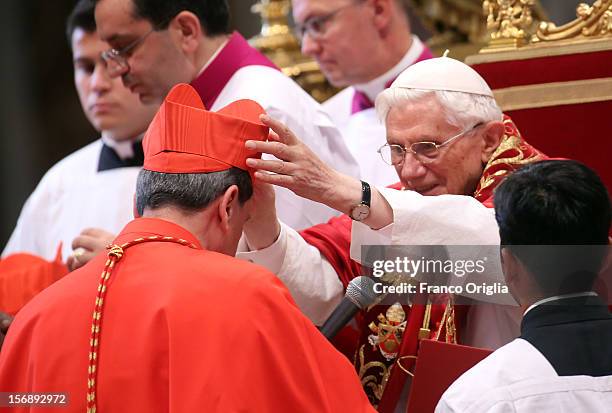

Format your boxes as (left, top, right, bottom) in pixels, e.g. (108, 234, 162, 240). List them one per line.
(377, 123, 484, 165)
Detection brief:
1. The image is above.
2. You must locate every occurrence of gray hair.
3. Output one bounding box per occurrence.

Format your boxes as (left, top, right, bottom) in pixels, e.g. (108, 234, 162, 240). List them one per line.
(375, 88, 503, 131)
(135, 167, 253, 216)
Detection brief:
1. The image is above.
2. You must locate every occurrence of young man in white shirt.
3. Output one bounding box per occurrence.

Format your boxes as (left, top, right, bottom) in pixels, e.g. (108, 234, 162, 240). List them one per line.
(437, 159, 612, 413)
(3, 0, 157, 263)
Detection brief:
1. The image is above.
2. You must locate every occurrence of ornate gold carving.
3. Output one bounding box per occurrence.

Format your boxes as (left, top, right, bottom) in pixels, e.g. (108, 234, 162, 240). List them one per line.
(248, 0, 336, 102)
(476, 0, 612, 56)
(466, 38, 612, 64)
(483, 0, 536, 49)
(533, 0, 612, 43)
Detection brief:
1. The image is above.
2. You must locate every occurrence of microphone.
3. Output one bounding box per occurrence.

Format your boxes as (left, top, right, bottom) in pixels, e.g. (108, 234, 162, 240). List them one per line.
(320, 276, 380, 340)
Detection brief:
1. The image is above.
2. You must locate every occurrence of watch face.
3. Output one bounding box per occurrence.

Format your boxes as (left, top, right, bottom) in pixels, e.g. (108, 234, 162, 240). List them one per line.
(350, 204, 370, 221)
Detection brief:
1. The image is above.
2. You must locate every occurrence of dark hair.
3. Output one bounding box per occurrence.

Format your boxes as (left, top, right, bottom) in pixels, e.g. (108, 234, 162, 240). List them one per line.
(94, 0, 231, 36)
(66, 0, 97, 45)
(135, 167, 252, 216)
(494, 160, 611, 295)
(397, 0, 414, 20)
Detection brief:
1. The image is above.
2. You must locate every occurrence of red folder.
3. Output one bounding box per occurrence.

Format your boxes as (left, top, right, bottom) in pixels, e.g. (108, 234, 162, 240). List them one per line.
(406, 339, 493, 412)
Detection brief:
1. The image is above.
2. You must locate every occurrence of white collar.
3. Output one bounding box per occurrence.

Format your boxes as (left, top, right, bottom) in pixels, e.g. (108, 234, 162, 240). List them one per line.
(354, 35, 425, 102)
(100, 134, 143, 160)
(524, 291, 598, 316)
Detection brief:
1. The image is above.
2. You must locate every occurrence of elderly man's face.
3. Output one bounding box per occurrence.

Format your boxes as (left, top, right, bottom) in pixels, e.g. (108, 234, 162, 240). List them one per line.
(385, 94, 496, 196)
(292, 0, 385, 87)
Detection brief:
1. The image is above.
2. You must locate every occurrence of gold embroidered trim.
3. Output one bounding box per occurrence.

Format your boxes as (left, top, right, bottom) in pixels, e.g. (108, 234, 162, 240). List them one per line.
(357, 345, 392, 405)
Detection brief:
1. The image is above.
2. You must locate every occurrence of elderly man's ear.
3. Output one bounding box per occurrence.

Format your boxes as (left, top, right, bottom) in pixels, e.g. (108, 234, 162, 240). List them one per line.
(480, 121, 505, 164)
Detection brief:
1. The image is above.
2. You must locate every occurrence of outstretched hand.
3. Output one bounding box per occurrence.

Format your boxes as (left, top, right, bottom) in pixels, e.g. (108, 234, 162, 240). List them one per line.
(245, 114, 361, 215)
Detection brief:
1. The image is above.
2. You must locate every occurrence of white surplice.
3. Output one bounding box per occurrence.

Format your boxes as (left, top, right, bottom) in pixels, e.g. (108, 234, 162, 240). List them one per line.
(436, 338, 612, 412)
(3, 140, 140, 261)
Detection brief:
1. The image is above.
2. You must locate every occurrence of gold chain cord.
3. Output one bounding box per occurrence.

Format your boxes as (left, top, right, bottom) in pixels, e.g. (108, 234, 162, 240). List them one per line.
(86, 236, 197, 413)
(396, 297, 457, 376)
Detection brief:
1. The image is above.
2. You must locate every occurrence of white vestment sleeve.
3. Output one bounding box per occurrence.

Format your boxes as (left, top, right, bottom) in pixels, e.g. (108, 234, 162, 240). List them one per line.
(351, 187, 500, 258)
(350, 187, 520, 348)
(236, 223, 344, 325)
(351, 187, 507, 295)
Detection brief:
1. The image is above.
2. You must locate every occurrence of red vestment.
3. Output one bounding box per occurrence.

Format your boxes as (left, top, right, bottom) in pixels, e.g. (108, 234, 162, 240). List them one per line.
(0, 218, 374, 413)
(300, 116, 547, 411)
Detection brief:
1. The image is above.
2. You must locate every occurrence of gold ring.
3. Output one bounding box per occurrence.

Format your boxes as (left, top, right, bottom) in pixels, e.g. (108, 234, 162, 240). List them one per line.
(72, 247, 86, 262)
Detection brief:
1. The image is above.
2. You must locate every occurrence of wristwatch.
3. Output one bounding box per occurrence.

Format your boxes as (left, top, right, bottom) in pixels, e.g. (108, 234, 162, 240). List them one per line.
(349, 181, 371, 221)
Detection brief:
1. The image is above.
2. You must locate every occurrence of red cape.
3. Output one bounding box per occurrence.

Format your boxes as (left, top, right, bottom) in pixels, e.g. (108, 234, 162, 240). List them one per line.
(0, 218, 374, 413)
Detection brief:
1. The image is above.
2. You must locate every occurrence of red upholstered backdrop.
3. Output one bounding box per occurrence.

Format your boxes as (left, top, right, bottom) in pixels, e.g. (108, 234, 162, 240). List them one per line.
(471, 49, 612, 195)
(506, 101, 611, 194)
(473, 50, 612, 89)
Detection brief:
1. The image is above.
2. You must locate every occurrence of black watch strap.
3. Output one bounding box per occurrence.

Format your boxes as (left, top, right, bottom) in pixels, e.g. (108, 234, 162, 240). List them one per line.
(361, 181, 371, 208)
(350, 181, 372, 221)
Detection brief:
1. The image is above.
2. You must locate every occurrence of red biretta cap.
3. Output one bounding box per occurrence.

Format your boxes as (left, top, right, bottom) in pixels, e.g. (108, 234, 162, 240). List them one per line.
(143, 83, 268, 174)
